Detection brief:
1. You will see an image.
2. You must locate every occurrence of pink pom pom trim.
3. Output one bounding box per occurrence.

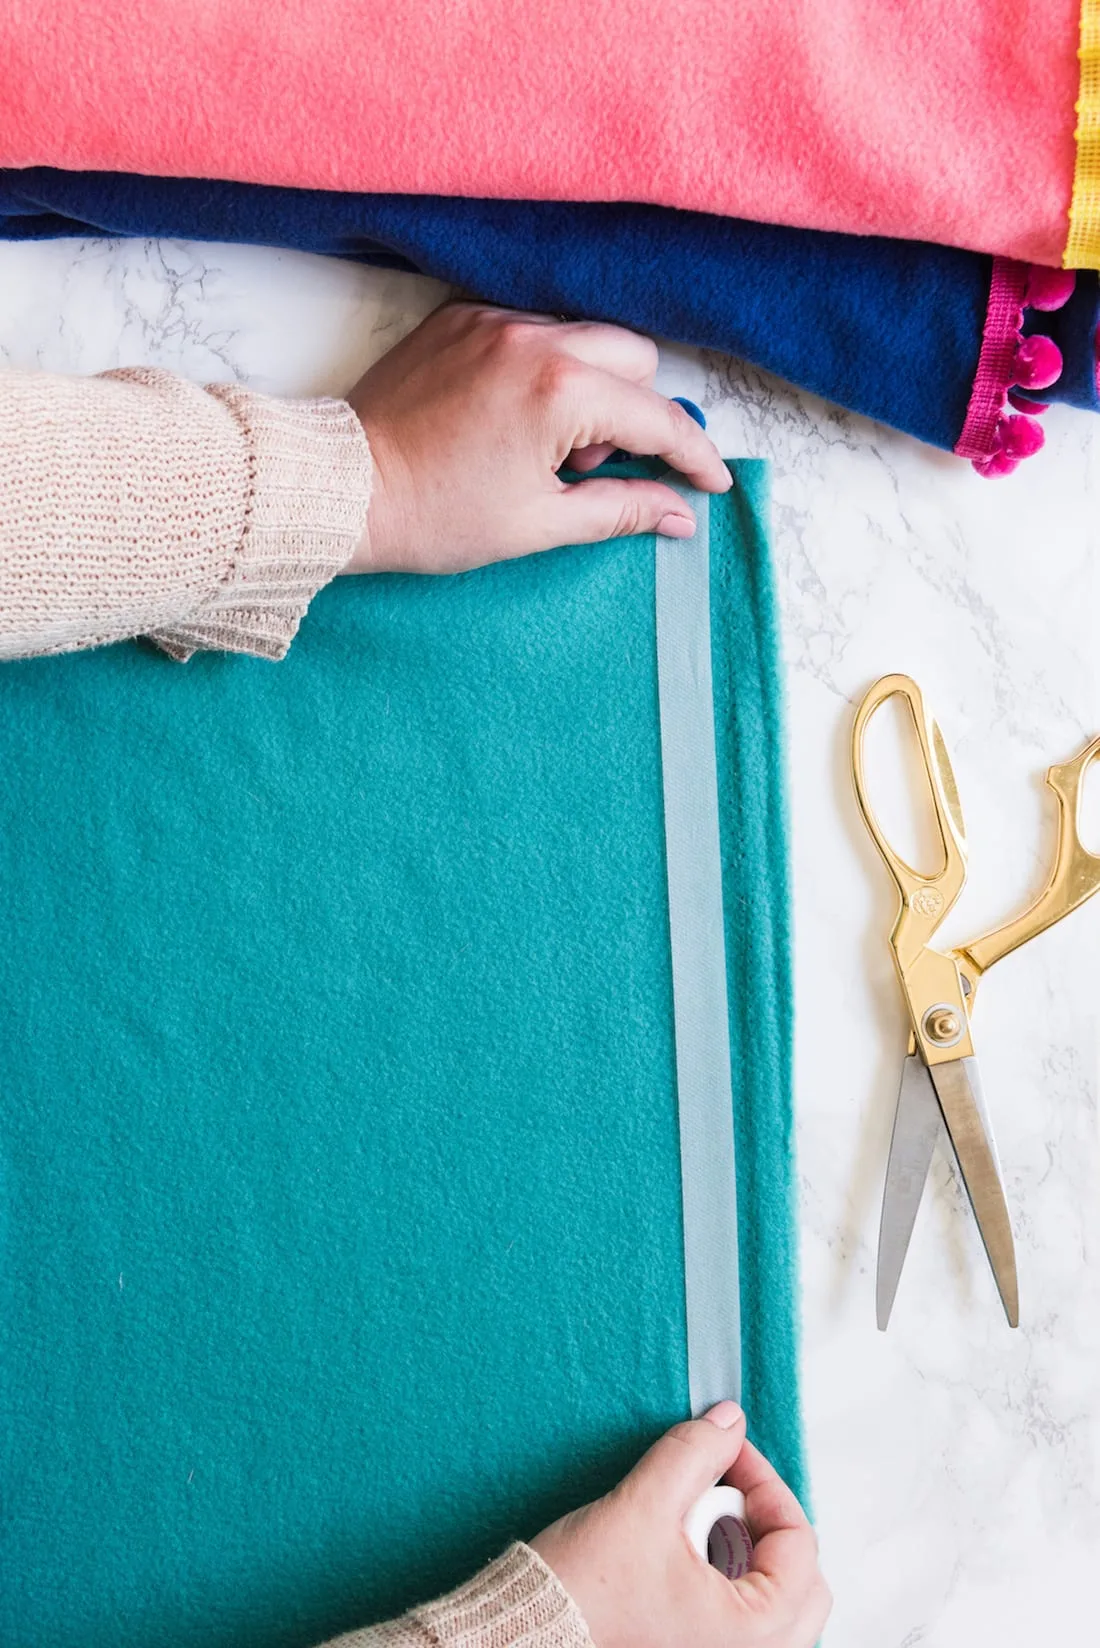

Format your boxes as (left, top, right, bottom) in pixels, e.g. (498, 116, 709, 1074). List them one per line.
(1001, 413, 1045, 457)
(1011, 332, 1062, 391)
(970, 413, 1046, 478)
(1007, 389, 1050, 414)
(972, 449, 1020, 478)
(1024, 266, 1076, 311)
(955, 260, 1073, 478)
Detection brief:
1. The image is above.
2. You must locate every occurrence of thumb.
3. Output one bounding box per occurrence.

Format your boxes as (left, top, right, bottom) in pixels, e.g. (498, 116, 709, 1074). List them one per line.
(554, 476, 697, 547)
(623, 1402, 747, 1518)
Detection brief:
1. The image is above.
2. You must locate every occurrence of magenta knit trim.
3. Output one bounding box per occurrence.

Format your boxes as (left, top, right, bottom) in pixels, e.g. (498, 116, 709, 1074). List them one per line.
(955, 261, 1030, 460)
(954, 259, 1073, 477)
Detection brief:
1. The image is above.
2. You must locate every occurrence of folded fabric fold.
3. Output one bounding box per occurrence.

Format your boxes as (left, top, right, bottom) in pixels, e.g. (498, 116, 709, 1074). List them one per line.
(0, 0, 1089, 265)
(1, 168, 1090, 474)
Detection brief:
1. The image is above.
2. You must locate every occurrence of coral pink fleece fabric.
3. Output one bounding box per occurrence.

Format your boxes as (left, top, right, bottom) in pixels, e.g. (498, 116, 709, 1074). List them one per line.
(0, 1, 1082, 263)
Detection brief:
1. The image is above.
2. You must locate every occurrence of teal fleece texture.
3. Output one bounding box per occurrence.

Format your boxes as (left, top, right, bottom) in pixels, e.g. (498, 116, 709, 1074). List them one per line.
(0, 461, 801, 1647)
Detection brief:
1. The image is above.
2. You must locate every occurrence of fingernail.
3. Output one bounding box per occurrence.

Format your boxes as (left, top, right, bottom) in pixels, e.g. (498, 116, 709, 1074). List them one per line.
(658, 512, 695, 538)
(702, 1400, 743, 1430)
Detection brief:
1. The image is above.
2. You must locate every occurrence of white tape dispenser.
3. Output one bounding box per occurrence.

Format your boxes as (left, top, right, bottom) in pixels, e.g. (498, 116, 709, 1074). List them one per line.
(684, 1486, 754, 1581)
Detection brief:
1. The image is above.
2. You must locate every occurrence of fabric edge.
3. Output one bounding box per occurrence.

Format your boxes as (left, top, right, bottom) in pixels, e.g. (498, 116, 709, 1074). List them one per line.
(710, 459, 809, 1514)
(1065, 0, 1100, 268)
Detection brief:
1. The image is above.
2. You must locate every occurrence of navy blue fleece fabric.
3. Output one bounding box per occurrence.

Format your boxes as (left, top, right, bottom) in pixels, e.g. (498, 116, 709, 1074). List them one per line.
(0, 166, 992, 450)
(0, 463, 803, 1648)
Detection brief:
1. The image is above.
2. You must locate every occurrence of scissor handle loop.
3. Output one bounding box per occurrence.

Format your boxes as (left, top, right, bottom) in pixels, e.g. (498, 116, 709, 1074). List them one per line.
(961, 733, 1100, 978)
(851, 675, 968, 967)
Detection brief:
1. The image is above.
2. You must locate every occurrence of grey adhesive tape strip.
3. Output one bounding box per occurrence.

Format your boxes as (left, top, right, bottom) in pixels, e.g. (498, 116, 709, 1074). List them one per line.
(655, 484, 742, 1414)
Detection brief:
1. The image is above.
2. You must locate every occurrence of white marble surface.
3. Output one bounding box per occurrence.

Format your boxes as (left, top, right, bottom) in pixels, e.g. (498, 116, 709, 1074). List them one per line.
(2, 235, 1097, 1646)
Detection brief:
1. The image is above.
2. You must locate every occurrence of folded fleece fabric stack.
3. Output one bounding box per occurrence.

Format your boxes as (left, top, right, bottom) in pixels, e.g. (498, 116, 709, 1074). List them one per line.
(0, 0, 1092, 265)
(5, 3, 1100, 470)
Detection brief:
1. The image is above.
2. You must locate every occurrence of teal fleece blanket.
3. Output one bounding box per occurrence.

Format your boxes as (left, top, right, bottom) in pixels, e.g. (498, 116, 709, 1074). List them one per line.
(0, 461, 801, 1647)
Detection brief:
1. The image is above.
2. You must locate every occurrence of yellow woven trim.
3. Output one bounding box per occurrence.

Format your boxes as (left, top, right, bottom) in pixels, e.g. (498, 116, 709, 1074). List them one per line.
(1065, 0, 1100, 267)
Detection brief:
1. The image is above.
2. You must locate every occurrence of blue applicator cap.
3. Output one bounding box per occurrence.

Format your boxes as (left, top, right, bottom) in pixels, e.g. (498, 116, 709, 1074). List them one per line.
(672, 396, 706, 428)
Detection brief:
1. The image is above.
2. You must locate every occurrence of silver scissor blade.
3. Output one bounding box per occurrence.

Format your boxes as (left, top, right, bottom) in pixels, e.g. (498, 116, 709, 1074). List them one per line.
(929, 1056, 1019, 1328)
(877, 1053, 943, 1330)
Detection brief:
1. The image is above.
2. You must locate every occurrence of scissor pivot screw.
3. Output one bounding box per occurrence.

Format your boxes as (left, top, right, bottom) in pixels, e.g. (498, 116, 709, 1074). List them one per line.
(923, 1006, 963, 1046)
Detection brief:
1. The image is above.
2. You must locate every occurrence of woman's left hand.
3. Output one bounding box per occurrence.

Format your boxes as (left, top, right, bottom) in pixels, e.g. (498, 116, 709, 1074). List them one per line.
(345, 301, 730, 575)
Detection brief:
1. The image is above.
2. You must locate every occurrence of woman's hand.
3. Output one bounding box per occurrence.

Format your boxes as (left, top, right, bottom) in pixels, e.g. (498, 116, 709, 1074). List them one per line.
(345, 302, 731, 575)
(530, 1402, 831, 1648)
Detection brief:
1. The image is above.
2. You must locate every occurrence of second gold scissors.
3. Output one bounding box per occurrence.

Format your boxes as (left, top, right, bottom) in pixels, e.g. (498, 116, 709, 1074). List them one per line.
(852, 674, 1100, 1329)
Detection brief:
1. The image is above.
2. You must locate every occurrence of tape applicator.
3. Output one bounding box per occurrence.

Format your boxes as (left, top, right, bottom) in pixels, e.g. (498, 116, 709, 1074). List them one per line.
(685, 1485, 754, 1580)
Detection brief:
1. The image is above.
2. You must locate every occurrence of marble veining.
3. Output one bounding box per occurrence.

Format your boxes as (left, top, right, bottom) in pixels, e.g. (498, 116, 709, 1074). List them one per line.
(1, 235, 1096, 1647)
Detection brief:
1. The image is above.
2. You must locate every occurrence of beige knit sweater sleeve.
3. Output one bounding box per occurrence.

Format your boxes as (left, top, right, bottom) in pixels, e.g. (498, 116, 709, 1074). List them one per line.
(325, 1544, 593, 1648)
(0, 366, 373, 662)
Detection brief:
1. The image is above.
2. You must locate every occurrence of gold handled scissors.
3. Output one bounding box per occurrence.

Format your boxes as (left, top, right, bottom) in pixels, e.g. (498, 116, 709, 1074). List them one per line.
(852, 674, 1100, 1329)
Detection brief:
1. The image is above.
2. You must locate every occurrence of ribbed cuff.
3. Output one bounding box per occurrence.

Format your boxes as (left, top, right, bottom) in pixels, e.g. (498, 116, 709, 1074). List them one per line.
(148, 387, 372, 661)
(407, 1545, 593, 1648)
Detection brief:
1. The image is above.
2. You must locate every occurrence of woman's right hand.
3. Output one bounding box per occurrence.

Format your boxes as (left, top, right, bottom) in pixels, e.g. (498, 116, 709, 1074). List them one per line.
(530, 1401, 830, 1648)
